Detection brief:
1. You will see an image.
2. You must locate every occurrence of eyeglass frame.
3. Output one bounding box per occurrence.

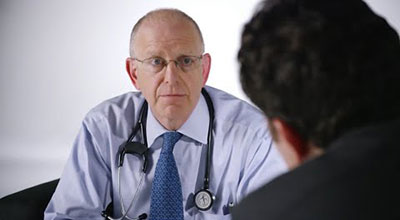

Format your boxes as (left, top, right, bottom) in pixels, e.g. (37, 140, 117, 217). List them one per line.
(130, 55, 204, 73)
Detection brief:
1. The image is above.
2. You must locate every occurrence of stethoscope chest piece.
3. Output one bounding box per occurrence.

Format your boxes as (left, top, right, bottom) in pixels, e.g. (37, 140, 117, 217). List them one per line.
(194, 189, 214, 211)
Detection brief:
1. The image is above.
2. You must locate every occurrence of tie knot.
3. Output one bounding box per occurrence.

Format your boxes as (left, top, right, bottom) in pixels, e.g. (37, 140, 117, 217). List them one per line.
(162, 132, 182, 153)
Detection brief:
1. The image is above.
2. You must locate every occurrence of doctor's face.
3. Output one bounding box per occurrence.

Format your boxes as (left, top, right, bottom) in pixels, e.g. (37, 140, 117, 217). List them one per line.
(127, 17, 211, 130)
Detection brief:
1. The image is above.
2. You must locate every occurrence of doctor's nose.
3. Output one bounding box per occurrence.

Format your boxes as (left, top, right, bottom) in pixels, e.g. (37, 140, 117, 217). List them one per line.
(163, 61, 180, 84)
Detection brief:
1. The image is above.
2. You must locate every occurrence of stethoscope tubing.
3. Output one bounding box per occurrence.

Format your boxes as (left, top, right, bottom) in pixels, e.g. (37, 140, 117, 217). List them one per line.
(115, 88, 215, 219)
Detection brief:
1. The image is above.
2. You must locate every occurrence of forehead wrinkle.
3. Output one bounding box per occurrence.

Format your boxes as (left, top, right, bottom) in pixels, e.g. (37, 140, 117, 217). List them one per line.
(140, 48, 200, 60)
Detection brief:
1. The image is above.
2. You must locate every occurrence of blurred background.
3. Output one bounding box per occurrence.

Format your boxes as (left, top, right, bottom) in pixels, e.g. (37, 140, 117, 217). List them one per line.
(0, 0, 399, 198)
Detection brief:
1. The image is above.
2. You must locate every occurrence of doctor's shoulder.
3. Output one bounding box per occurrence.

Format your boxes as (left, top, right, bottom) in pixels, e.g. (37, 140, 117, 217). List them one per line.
(207, 86, 269, 134)
(83, 91, 144, 124)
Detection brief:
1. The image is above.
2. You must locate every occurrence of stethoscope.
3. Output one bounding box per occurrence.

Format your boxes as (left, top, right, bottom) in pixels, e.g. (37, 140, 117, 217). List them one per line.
(102, 88, 215, 220)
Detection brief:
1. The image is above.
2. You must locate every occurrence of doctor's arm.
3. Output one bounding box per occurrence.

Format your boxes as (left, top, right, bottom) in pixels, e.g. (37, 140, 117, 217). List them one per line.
(44, 116, 112, 220)
(236, 130, 288, 202)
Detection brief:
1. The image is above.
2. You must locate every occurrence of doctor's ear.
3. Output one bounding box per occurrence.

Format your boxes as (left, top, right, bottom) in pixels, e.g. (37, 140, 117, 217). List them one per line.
(126, 57, 140, 90)
(201, 53, 211, 86)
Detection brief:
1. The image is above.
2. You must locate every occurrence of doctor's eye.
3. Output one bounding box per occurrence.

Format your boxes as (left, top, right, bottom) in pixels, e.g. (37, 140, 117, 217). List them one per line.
(179, 56, 194, 66)
(149, 57, 165, 66)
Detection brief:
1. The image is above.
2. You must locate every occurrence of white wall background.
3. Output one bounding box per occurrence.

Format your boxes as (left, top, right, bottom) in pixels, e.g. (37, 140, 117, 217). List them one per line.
(0, 0, 399, 198)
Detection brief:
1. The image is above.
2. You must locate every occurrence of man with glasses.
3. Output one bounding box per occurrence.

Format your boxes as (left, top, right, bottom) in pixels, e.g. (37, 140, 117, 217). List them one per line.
(45, 9, 287, 219)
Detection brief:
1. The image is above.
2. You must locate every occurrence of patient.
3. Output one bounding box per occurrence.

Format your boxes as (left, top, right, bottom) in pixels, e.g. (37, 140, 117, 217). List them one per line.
(233, 0, 400, 219)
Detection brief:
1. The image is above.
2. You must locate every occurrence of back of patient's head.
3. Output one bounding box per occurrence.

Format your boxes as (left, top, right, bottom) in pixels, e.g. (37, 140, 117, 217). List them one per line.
(239, 0, 400, 148)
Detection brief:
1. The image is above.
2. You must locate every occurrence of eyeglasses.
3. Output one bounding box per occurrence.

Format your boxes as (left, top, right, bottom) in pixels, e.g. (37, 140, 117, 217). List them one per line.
(132, 55, 203, 73)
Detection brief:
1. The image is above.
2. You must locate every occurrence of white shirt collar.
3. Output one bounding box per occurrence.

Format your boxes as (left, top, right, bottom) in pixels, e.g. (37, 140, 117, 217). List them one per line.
(146, 94, 209, 147)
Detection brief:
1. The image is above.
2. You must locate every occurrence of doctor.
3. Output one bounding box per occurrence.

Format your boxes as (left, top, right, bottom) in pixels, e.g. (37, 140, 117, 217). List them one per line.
(45, 8, 287, 220)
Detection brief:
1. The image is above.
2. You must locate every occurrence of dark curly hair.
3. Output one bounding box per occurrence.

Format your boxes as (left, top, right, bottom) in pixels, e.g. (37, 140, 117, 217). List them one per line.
(239, 0, 400, 148)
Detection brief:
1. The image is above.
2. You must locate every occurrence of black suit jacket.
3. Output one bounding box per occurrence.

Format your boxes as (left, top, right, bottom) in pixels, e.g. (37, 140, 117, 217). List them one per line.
(232, 120, 400, 220)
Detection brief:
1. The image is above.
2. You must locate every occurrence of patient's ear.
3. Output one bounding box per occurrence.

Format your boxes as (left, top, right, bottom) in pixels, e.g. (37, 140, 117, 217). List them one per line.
(270, 119, 306, 169)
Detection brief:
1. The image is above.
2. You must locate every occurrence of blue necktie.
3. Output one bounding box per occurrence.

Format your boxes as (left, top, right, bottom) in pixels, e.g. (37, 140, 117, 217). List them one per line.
(149, 132, 184, 220)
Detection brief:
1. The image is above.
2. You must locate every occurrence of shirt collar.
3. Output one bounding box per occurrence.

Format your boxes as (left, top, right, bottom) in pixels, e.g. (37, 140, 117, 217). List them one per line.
(146, 94, 209, 147)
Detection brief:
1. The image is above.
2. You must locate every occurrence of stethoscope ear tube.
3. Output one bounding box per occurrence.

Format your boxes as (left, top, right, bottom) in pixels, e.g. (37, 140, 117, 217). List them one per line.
(200, 88, 214, 190)
(119, 100, 149, 169)
(119, 141, 149, 171)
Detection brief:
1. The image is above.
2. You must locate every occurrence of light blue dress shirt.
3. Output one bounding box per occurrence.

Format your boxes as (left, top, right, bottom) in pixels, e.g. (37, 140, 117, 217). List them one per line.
(44, 86, 287, 220)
